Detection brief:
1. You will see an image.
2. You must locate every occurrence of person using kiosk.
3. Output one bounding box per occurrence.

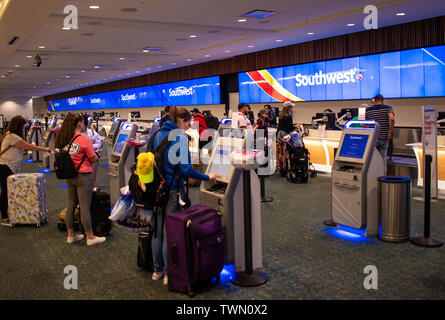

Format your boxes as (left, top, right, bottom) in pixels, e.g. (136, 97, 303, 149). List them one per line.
(150, 106, 220, 286)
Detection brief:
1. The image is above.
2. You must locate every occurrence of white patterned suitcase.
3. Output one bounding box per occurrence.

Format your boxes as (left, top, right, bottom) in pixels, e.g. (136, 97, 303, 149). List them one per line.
(7, 173, 48, 227)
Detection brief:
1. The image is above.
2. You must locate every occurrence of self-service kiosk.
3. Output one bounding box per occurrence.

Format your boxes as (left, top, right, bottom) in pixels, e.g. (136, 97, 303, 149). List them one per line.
(108, 121, 138, 206)
(144, 117, 162, 151)
(42, 117, 59, 169)
(105, 118, 123, 162)
(331, 120, 384, 237)
(200, 129, 263, 279)
(26, 118, 43, 161)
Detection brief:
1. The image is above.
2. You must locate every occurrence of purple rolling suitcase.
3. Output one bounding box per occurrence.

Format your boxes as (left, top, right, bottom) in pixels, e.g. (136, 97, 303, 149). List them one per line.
(166, 204, 225, 297)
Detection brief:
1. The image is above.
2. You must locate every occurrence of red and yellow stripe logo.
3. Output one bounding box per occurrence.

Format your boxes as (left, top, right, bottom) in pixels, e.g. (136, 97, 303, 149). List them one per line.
(246, 70, 304, 102)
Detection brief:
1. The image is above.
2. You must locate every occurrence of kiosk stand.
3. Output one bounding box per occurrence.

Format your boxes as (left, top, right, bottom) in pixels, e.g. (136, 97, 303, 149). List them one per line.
(108, 121, 138, 206)
(330, 120, 384, 237)
(230, 150, 268, 287)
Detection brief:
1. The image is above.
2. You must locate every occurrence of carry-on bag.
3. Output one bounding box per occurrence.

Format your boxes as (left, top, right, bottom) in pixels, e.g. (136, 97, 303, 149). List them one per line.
(7, 173, 48, 227)
(166, 204, 225, 297)
(137, 231, 154, 272)
(90, 190, 112, 236)
(57, 206, 83, 231)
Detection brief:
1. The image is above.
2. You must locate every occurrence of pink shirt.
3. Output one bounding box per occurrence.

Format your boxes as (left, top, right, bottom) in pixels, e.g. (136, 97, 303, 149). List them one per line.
(68, 135, 96, 173)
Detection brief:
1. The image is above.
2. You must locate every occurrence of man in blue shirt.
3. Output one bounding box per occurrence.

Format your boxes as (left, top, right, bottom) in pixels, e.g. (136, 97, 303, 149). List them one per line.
(365, 94, 395, 174)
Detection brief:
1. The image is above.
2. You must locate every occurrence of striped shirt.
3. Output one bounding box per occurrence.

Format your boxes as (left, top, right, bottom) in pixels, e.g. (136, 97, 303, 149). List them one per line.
(0, 133, 24, 174)
(365, 104, 394, 140)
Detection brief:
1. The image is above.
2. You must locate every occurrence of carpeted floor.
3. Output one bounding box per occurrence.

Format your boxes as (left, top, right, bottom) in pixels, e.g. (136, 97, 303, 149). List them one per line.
(1, 145, 445, 300)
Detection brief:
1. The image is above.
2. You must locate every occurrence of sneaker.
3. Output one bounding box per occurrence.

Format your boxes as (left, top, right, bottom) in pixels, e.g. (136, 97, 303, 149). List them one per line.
(67, 234, 85, 244)
(152, 272, 164, 281)
(87, 236, 106, 246)
(1, 221, 12, 227)
(163, 275, 168, 286)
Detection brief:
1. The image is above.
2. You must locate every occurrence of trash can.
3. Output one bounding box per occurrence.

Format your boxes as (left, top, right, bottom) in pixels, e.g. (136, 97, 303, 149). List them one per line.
(378, 176, 411, 242)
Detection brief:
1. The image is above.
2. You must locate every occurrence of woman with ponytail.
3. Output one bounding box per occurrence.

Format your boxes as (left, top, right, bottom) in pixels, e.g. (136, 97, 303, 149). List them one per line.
(150, 106, 220, 286)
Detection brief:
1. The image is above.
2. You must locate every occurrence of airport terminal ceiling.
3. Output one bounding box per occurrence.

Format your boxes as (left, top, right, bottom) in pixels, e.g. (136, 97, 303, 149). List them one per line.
(1, 0, 445, 101)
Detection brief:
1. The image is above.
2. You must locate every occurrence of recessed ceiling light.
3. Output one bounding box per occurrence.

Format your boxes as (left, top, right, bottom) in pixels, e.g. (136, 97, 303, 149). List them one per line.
(126, 73, 130, 75)
(276, 40, 282, 42)
(135, 71, 140, 73)
(81, 70, 86, 72)
(14, 65, 20, 67)
(65, 75, 70, 78)
(225, 50, 231, 53)
(189, 35, 197, 38)
(158, 66, 162, 68)
(89, 5, 100, 9)
(242, 10, 276, 19)
(46, 82, 51, 84)
(187, 59, 192, 62)
(171, 63, 176, 65)
(26, 56, 33, 58)
(146, 68, 151, 71)
(307, 32, 314, 35)
(38, 46, 46, 49)
(1, 76, 5, 78)
(94, 66, 99, 68)
(33, 86, 36, 89)
(119, 57, 125, 60)
(248, 45, 254, 48)
(62, 27, 70, 30)
(142, 49, 150, 53)
(396, 12, 406, 16)
(238, 19, 247, 22)
(347, 23, 355, 27)
(204, 54, 210, 57)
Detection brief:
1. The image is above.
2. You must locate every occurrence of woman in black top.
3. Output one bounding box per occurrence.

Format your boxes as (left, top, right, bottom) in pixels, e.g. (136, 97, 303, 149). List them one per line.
(277, 105, 294, 176)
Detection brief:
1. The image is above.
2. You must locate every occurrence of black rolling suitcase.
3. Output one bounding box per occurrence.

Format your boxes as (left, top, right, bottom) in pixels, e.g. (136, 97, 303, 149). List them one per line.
(91, 190, 112, 236)
(137, 231, 154, 272)
(287, 147, 309, 184)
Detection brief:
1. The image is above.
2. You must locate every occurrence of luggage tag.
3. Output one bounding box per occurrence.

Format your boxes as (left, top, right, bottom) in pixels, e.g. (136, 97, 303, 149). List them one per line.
(178, 194, 186, 207)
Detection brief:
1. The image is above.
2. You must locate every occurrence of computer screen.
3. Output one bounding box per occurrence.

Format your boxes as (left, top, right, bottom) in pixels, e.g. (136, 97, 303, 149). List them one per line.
(339, 134, 369, 159)
(113, 133, 128, 154)
(209, 145, 235, 178)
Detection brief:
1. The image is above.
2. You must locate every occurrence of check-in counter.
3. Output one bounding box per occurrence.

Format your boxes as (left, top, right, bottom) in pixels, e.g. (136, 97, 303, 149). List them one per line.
(303, 129, 342, 173)
(407, 135, 445, 190)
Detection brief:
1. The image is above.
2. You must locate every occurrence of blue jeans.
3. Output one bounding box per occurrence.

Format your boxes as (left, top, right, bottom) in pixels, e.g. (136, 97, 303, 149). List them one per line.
(376, 139, 389, 174)
(151, 189, 185, 275)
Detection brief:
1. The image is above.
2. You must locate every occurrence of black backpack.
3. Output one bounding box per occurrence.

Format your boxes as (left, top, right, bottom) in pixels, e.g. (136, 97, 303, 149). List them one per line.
(204, 113, 219, 130)
(54, 135, 86, 180)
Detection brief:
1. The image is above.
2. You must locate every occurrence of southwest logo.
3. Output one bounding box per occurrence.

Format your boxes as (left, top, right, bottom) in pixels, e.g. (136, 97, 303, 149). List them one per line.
(295, 68, 360, 87)
(169, 86, 195, 97)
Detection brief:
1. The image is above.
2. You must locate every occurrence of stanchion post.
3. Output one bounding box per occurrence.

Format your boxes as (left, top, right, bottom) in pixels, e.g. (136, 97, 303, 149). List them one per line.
(411, 154, 443, 247)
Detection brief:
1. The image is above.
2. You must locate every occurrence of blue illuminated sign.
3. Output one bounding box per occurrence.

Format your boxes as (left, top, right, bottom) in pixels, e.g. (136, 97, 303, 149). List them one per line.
(48, 76, 220, 111)
(239, 45, 445, 102)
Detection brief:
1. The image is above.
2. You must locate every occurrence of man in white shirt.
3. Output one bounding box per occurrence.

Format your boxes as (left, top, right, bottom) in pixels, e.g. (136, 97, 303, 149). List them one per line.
(236, 103, 253, 130)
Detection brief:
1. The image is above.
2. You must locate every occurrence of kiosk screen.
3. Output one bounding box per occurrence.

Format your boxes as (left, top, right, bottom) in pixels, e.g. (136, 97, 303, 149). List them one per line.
(113, 133, 128, 154)
(339, 134, 369, 159)
(209, 145, 234, 178)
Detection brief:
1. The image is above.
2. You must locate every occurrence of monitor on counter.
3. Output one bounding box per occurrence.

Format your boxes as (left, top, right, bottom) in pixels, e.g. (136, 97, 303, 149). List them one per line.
(338, 134, 370, 162)
(338, 108, 359, 121)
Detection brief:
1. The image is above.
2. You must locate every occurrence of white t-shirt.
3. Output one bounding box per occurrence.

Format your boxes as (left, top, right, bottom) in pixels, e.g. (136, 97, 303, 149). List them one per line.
(0, 133, 24, 174)
(237, 112, 253, 130)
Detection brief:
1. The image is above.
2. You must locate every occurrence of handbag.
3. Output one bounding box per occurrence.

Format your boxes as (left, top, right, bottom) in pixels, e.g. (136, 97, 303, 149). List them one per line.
(109, 193, 136, 222)
(54, 135, 86, 180)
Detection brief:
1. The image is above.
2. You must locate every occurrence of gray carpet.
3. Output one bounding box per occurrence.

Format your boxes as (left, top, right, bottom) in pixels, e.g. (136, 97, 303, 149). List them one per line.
(1, 147, 445, 300)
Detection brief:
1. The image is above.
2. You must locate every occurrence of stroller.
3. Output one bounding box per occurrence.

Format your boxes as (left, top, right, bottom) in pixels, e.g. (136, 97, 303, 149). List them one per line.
(280, 131, 317, 183)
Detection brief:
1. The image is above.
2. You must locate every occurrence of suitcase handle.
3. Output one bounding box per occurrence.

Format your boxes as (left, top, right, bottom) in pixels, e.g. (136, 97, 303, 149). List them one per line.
(171, 242, 178, 268)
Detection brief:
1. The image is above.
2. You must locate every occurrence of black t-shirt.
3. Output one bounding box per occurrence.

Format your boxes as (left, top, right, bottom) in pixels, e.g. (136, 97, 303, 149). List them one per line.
(278, 115, 294, 134)
(128, 173, 156, 210)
